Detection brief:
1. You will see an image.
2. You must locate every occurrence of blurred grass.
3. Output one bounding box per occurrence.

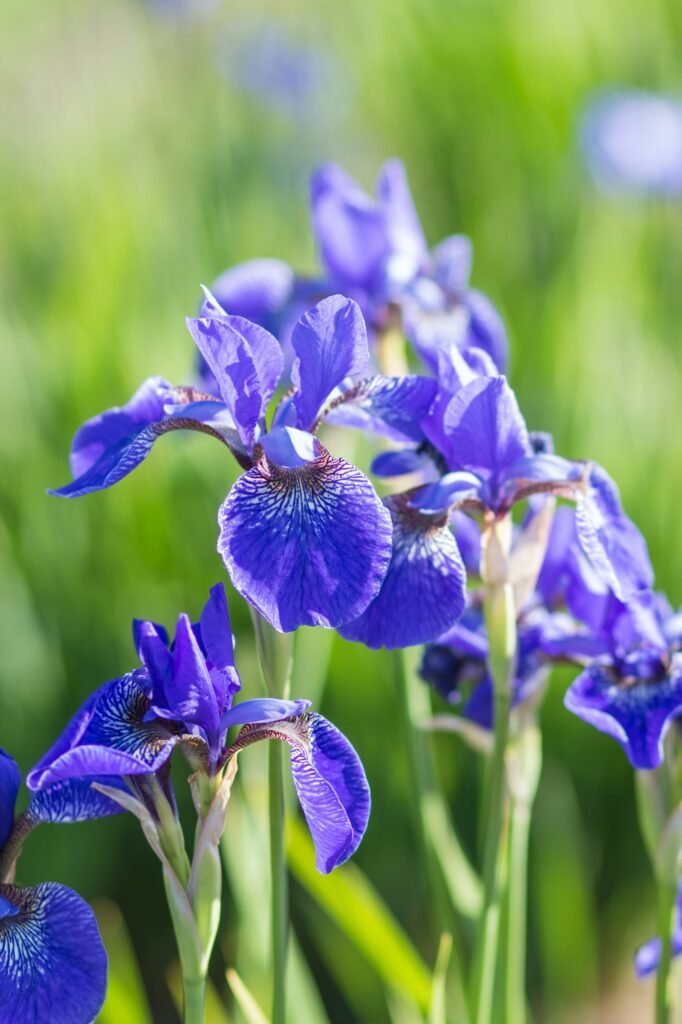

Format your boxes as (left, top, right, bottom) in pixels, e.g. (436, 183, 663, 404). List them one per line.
(1, 0, 682, 1020)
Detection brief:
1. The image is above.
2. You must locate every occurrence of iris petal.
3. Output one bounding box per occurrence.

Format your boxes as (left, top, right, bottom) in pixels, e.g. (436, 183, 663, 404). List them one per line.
(564, 663, 682, 769)
(27, 778, 126, 825)
(323, 375, 438, 443)
(291, 295, 370, 431)
(27, 672, 178, 790)
(222, 698, 311, 730)
(218, 438, 392, 631)
(0, 749, 21, 851)
(0, 882, 107, 1024)
(340, 494, 466, 649)
(210, 258, 294, 331)
(439, 375, 532, 478)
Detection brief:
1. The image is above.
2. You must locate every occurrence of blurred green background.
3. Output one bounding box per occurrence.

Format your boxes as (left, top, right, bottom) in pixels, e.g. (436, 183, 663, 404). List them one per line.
(1, 0, 682, 1020)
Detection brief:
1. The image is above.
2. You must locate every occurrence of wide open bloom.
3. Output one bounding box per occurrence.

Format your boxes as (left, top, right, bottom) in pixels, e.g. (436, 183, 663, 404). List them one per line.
(207, 160, 507, 379)
(0, 749, 114, 1024)
(28, 585, 371, 874)
(50, 293, 440, 634)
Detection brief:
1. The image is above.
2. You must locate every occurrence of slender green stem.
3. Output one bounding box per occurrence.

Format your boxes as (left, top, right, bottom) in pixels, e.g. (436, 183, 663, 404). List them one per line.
(470, 580, 516, 1024)
(655, 880, 677, 1024)
(269, 740, 289, 1024)
(505, 800, 530, 1024)
(252, 613, 294, 1024)
(182, 975, 207, 1024)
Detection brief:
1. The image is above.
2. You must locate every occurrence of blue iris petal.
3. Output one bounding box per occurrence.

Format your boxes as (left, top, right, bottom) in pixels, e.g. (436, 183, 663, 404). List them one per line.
(564, 663, 682, 769)
(340, 494, 466, 649)
(27, 778, 126, 825)
(218, 436, 392, 632)
(0, 749, 21, 852)
(323, 375, 438, 443)
(0, 882, 107, 1024)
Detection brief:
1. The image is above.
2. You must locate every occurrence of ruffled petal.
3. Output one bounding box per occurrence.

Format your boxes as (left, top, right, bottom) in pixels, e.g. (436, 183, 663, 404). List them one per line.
(564, 664, 682, 769)
(27, 778, 126, 825)
(50, 391, 242, 498)
(310, 164, 390, 291)
(0, 749, 21, 851)
(290, 295, 369, 430)
(340, 494, 466, 649)
(222, 698, 311, 730)
(0, 882, 107, 1024)
(218, 438, 392, 631)
(575, 465, 654, 603)
(27, 672, 178, 790)
(323, 374, 438, 442)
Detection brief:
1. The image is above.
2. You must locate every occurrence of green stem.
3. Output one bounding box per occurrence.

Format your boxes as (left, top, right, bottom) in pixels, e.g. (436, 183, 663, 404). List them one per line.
(505, 800, 530, 1024)
(655, 879, 677, 1024)
(182, 975, 207, 1024)
(269, 740, 289, 1024)
(470, 581, 516, 1024)
(252, 613, 294, 1024)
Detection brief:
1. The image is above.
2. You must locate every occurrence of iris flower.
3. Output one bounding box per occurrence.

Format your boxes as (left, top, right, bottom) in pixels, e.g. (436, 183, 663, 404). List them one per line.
(0, 748, 118, 1024)
(28, 585, 370, 874)
(50, 293, 438, 634)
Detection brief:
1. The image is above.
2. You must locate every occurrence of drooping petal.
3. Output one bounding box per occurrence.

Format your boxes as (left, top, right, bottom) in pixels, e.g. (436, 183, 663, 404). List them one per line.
(290, 295, 369, 430)
(218, 438, 392, 631)
(564, 664, 682, 769)
(210, 258, 294, 330)
(27, 672, 179, 790)
(323, 375, 438, 442)
(27, 778, 126, 825)
(0, 882, 107, 1024)
(0, 750, 21, 851)
(339, 494, 466, 649)
(238, 712, 370, 873)
(68, 376, 173, 479)
(575, 465, 654, 603)
(439, 375, 532, 479)
(50, 393, 244, 498)
(222, 698, 311, 730)
(310, 163, 390, 291)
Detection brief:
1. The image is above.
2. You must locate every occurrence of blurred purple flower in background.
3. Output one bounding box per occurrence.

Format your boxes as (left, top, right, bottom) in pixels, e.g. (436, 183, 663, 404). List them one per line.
(581, 89, 682, 196)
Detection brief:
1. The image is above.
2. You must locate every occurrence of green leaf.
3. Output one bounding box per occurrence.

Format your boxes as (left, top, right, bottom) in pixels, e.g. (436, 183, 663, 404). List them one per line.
(286, 816, 433, 1012)
(226, 969, 269, 1024)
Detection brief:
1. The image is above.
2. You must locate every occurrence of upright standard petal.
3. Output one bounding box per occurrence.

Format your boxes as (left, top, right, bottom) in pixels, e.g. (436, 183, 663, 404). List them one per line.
(322, 374, 438, 443)
(0, 882, 107, 1024)
(564, 664, 682, 769)
(27, 672, 179, 790)
(339, 494, 466, 649)
(290, 295, 369, 430)
(462, 289, 509, 373)
(440, 375, 531, 480)
(218, 437, 392, 631)
(0, 750, 20, 852)
(310, 163, 389, 291)
(375, 159, 428, 287)
(431, 234, 473, 295)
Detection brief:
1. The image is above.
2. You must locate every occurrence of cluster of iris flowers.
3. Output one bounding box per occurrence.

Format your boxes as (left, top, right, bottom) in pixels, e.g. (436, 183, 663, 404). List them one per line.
(2, 158, 680, 1024)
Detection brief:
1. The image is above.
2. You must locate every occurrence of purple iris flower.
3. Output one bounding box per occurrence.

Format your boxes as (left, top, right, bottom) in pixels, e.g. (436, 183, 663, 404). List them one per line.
(28, 585, 371, 874)
(581, 89, 682, 197)
(634, 886, 682, 978)
(309, 160, 508, 371)
(50, 293, 439, 634)
(0, 750, 111, 1024)
(420, 602, 554, 730)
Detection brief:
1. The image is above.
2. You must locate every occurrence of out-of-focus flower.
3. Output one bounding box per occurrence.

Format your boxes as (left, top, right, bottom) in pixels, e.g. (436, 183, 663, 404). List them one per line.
(635, 887, 682, 977)
(581, 89, 682, 196)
